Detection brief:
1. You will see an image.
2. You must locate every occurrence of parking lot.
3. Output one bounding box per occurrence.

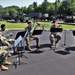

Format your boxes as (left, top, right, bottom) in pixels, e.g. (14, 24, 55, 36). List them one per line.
(0, 30, 75, 75)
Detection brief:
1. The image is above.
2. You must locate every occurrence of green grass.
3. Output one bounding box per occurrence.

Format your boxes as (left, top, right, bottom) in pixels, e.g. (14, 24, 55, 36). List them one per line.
(38, 22, 75, 30)
(0, 20, 75, 29)
(39, 22, 75, 29)
(0, 20, 27, 29)
(61, 24, 75, 29)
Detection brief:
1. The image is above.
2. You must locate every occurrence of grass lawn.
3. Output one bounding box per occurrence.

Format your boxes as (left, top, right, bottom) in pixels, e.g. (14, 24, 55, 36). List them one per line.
(0, 20, 75, 29)
(0, 20, 27, 29)
(38, 22, 75, 29)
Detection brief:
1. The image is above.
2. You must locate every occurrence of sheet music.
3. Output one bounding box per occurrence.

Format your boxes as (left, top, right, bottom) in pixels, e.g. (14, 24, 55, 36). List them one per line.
(13, 35, 22, 47)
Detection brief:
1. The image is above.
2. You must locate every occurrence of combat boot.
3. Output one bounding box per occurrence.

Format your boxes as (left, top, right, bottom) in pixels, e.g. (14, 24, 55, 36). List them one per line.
(50, 43, 54, 48)
(27, 45, 32, 51)
(50, 45, 54, 48)
(3, 61, 12, 65)
(8, 51, 11, 57)
(0, 65, 8, 71)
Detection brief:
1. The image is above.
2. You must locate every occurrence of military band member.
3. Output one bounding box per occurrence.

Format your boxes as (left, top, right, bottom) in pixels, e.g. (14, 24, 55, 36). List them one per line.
(0, 24, 15, 43)
(0, 46, 11, 71)
(0, 24, 17, 55)
(49, 20, 61, 48)
(25, 21, 40, 51)
(0, 31, 12, 71)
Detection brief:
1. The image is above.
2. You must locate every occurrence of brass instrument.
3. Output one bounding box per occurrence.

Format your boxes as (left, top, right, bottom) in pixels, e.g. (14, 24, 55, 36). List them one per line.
(24, 23, 37, 38)
(30, 23, 37, 33)
(24, 21, 45, 38)
(30, 22, 44, 34)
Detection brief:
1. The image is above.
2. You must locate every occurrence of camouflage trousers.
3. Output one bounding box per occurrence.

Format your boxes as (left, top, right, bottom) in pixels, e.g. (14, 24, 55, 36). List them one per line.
(25, 35, 39, 46)
(0, 46, 8, 66)
(49, 33, 61, 45)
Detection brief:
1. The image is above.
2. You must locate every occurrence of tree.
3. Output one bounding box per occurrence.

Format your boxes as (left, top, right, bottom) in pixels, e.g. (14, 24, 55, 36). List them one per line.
(21, 6, 27, 14)
(26, 5, 34, 14)
(34, 5, 42, 13)
(33, 2, 37, 9)
(4, 6, 20, 15)
(59, 0, 75, 15)
(0, 5, 3, 15)
(47, 3, 55, 15)
(41, 1, 48, 13)
(70, 2, 75, 15)
(1, 8, 9, 15)
(5, 5, 20, 10)
(58, 0, 60, 2)
(8, 8, 18, 15)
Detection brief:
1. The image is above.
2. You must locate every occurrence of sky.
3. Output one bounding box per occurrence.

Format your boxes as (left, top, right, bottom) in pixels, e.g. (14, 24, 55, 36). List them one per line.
(0, 0, 55, 8)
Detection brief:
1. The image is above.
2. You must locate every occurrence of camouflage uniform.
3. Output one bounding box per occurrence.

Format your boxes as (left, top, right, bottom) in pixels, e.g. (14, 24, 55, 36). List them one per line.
(25, 26, 40, 50)
(0, 32, 12, 57)
(0, 29, 15, 44)
(0, 29, 17, 54)
(0, 34, 11, 70)
(0, 46, 8, 65)
(0, 46, 11, 71)
(49, 25, 61, 46)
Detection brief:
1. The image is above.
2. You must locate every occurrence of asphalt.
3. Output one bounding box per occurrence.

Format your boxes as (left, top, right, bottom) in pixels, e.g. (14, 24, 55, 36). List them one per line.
(0, 30, 75, 75)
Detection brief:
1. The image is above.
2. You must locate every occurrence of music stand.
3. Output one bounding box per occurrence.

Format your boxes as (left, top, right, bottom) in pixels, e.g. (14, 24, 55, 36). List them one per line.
(15, 31, 28, 57)
(13, 36, 25, 69)
(32, 30, 43, 51)
(32, 30, 43, 35)
(72, 31, 75, 36)
(50, 28, 63, 32)
(15, 31, 26, 39)
(15, 31, 26, 49)
(50, 28, 63, 52)
(61, 30, 70, 51)
(13, 33, 28, 69)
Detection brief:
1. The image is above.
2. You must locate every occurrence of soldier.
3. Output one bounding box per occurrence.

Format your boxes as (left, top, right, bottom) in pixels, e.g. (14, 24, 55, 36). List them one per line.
(49, 20, 61, 48)
(0, 24, 15, 43)
(0, 46, 11, 71)
(25, 21, 40, 51)
(0, 32, 12, 71)
(0, 24, 17, 55)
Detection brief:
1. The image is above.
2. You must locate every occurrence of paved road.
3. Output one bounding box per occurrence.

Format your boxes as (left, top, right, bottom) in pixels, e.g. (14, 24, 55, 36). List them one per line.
(0, 30, 75, 75)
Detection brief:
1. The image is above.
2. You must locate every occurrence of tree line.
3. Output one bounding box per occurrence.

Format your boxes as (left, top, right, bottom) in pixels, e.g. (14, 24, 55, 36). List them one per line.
(0, 0, 75, 16)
